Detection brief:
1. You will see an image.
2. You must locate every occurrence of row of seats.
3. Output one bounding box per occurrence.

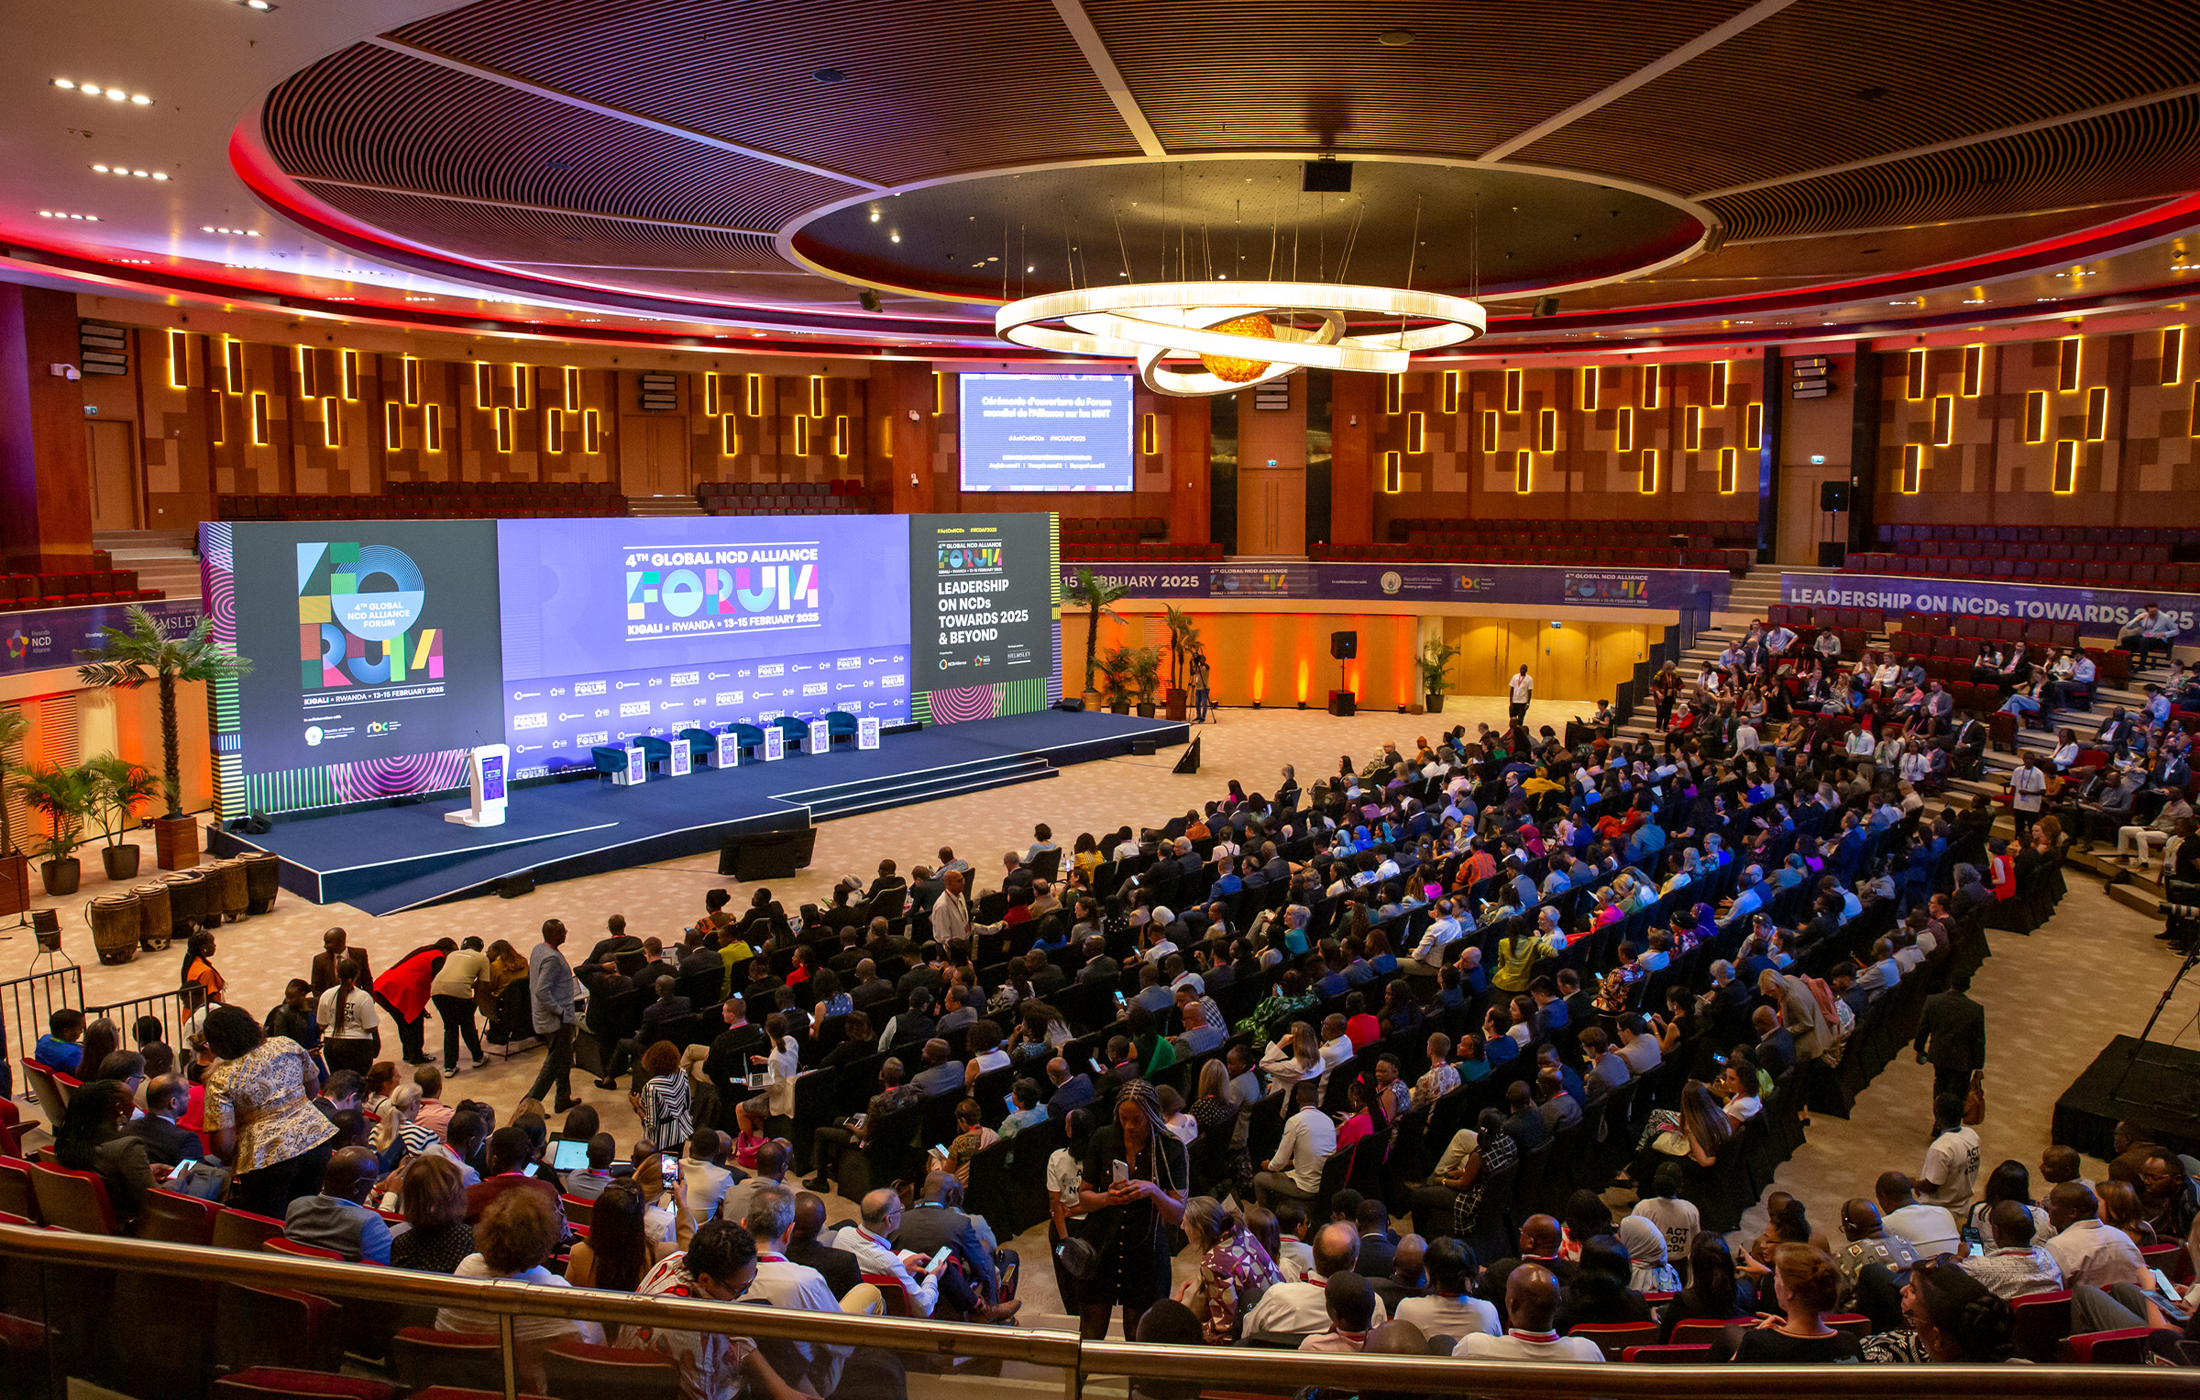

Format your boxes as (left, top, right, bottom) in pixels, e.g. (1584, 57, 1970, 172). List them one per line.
(386, 481, 622, 497)
(1845, 552, 2200, 589)
(216, 494, 628, 521)
(1386, 517, 1758, 544)
(703, 497, 879, 517)
(694, 479, 868, 502)
(1064, 541, 1226, 560)
(1059, 516, 1168, 541)
(0, 571, 163, 609)
(1880, 540, 2178, 563)
(1879, 523, 2200, 548)
(1312, 542, 1754, 571)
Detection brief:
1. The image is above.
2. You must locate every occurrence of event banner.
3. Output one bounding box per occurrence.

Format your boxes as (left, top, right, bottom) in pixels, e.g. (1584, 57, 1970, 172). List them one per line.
(1780, 573, 2200, 642)
(1061, 561, 1729, 610)
(497, 516, 913, 772)
(908, 513, 1055, 686)
(0, 598, 202, 680)
(229, 521, 505, 777)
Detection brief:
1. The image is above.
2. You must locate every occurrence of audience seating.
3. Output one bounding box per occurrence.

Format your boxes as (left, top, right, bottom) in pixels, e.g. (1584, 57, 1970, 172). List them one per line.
(218, 482, 626, 522)
(696, 479, 878, 515)
(27, 1162, 116, 1235)
(137, 1188, 218, 1245)
(541, 1339, 683, 1400)
(212, 1368, 398, 1400)
(0, 570, 167, 614)
(1846, 523, 2200, 588)
(391, 1329, 510, 1395)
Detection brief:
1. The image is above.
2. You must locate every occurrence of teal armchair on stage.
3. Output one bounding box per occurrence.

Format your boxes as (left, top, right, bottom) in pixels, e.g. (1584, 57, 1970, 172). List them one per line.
(677, 727, 719, 766)
(726, 723, 768, 764)
(590, 745, 630, 784)
(632, 735, 673, 774)
(826, 710, 860, 751)
(769, 715, 810, 752)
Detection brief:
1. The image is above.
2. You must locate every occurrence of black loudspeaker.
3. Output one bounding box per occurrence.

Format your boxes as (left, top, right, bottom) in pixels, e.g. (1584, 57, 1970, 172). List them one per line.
(1330, 630, 1358, 660)
(1819, 480, 1850, 511)
(1329, 690, 1357, 717)
(1054, 697, 1085, 712)
(497, 872, 536, 899)
(722, 827, 817, 880)
(1130, 738, 1157, 756)
(246, 809, 273, 836)
(1172, 736, 1202, 774)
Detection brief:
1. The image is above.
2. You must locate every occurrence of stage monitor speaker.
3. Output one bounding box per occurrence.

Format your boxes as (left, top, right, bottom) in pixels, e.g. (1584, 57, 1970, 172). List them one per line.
(1329, 690, 1356, 717)
(1330, 630, 1358, 660)
(721, 826, 818, 880)
(497, 872, 535, 899)
(1129, 738, 1157, 756)
(1054, 697, 1085, 712)
(1172, 736, 1202, 774)
(1819, 480, 1850, 511)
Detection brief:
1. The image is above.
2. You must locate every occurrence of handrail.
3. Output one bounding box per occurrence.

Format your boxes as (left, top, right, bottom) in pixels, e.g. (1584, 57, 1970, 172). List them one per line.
(0, 1226, 2191, 1395)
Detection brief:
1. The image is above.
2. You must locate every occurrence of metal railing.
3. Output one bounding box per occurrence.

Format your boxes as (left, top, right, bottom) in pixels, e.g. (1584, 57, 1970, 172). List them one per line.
(0, 1226, 2188, 1400)
(0, 964, 81, 1098)
(84, 982, 203, 1057)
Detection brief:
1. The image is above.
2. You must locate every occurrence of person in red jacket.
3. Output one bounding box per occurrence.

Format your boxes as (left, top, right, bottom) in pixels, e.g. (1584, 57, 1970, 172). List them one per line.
(374, 940, 455, 1067)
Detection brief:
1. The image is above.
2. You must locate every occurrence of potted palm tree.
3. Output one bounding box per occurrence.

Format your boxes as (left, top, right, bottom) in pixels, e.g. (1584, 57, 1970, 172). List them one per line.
(1097, 645, 1136, 715)
(1420, 638, 1463, 714)
(1161, 607, 1202, 721)
(88, 753, 160, 881)
(0, 706, 29, 915)
(77, 606, 253, 871)
(17, 761, 93, 897)
(1130, 647, 1162, 719)
(1064, 567, 1129, 711)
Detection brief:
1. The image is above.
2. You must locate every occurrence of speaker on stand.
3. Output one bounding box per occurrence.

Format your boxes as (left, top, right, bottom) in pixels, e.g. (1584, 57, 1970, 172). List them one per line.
(1818, 480, 1851, 567)
(1329, 631, 1357, 716)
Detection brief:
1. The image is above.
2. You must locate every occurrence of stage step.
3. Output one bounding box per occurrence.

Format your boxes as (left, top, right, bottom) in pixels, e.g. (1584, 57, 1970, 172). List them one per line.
(778, 753, 1059, 821)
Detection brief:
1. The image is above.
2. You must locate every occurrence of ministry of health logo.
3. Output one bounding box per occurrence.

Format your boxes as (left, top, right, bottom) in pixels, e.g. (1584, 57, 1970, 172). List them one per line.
(297, 542, 442, 690)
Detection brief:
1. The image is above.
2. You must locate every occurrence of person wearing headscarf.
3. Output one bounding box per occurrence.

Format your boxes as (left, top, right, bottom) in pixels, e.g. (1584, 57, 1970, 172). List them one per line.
(1618, 1215, 1683, 1294)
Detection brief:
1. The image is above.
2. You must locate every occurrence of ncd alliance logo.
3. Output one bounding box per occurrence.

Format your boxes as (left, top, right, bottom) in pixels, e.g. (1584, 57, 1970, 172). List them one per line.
(299, 541, 443, 690)
(937, 538, 1004, 575)
(627, 562, 819, 620)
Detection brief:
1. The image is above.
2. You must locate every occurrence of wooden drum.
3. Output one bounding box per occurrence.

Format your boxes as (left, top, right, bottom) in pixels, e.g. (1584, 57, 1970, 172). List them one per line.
(88, 892, 142, 966)
(207, 858, 248, 922)
(131, 881, 172, 951)
(243, 851, 281, 915)
(158, 870, 206, 940)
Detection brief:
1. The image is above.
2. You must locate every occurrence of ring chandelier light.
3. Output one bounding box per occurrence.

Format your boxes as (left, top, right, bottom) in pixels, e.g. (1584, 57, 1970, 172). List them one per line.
(995, 281, 1488, 397)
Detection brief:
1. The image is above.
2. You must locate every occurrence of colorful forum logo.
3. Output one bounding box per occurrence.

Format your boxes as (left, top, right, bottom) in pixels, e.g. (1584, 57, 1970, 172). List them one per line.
(938, 540, 1004, 574)
(298, 542, 443, 689)
(626, 565, 819, 620)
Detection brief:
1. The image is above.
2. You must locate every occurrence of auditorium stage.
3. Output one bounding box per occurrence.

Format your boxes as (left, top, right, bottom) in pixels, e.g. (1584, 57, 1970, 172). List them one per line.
(2052, 1034, 2200, 1160)
(204, 710, 1188, 916)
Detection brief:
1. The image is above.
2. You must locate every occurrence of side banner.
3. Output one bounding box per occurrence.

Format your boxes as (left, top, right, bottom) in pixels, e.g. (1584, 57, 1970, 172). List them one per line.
(1780, 573, 2200, 643)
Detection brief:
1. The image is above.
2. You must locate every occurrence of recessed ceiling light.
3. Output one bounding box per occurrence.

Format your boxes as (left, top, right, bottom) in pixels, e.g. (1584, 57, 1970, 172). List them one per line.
(38, 210, 100, 221)
(55, 80, 154, 104)
(889, 232, 900, 242)
(813, 66, 846, 83)
(1378, 28, 1414, 46)
(112, 258, 150, 264)
(241, 0, 276, 11)
(52, 78, 74, 89)
(869, 210, 880, 223)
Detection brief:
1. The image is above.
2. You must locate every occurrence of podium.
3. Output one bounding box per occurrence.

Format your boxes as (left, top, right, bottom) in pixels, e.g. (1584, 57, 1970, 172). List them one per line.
(444, 743, 510, 828)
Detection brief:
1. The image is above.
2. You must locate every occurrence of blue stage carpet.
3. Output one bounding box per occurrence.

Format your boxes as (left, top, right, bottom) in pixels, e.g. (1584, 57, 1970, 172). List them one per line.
(206, 710, 1187, 915)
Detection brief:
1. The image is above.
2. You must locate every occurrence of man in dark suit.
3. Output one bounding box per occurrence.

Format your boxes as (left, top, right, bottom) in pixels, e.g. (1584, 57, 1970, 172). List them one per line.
(1075, 936, 1119, 987)
(866, 858, 909, 905)
(633, 939, 677, 992)
(580, 915, 644, 972)
(1914, 970, 1986, 1099)
(1353, 1198, 1397, 1280)
(1556, 969, 1597, 1031)
(788, 1191, 864, 1301)
(1045, 1059, 1094, 1115)
(126, 1075, 202, 1166)
(906, 867, 944, 916)
(1751, 1006, 1797, 1079)
(891, 1171, 1014, 1307)
(849, 960, 896, 1012)
(1477, 1215, 1579, 1327)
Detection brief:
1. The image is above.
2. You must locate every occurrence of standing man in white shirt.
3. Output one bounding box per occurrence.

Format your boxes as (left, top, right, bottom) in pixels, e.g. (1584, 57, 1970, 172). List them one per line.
(1916, 1092, 1982, 1209)
(1454, 1265, 1603, 1362)
(1253, 1080, 1335, 1210)
(1508, 666, 1534, 725)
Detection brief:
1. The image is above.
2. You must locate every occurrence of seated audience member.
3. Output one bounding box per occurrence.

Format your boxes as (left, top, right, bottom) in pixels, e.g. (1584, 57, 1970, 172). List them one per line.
(618, 1220, 810, 1400)
(1395, 1236, 1500, 1341)
(1618, 1216, 1682, 1294)
(1730, 1245, 1862, 1362)
(1658, 1234, 1755, 1342)
(436, 1187, 604, 1384)
(390, 1152, 475, 1274)
(1875, 1171, 1961, 1258)
(52, 1079, 153, 1226)
(1859, 1256, 2017, 1363)
(1834, 1198, 1917, 1322)
(1180, 1195, 1282, 1342)
(1454, 1264, 1603, 1361)
(787, 1191, 866, 1301)
(1554, 1236, 1651, 1332)
(36, 1009, 85, 1073)
(465, 1125, 565, 1228)
(1300, 1269, 1378, 1353)
(1960, 1200, 2064, 1301)
(1243, 1222, 1390, 1336)
(2040, 1181, 2147, 1290)
(282, 1145, 392, 1263)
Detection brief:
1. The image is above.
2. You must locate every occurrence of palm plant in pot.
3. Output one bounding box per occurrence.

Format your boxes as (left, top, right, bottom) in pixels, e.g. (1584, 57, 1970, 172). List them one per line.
(1419, 638, 1463, 714)
(76, 606, 253, 870)
(88, 753, 160, 881)
(1130, 646, 1163, 718)
(1161, 607, 1202, 720)
(1064, 568, 1129, 710)
(16, 761, 94, 897)
(1097, 645, 1137, 714)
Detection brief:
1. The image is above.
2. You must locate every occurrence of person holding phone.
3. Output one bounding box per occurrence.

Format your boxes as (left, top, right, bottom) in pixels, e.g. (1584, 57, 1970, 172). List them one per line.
(1075, 1080, 1189, 1340)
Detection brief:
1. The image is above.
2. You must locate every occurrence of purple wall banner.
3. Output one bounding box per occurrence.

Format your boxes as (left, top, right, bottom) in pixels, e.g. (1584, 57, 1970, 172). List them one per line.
(1780, 572, 2200, 642)
(0, 598, 203, 679)
(1063, 561, 1728, 610)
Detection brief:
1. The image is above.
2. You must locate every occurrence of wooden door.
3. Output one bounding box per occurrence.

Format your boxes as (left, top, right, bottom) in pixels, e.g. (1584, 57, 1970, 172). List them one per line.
(619, 415, 691, 497)
(1779, 464, 1847, 564)
(1237, 463, 1307, 554)
(85, 420, 138, 530)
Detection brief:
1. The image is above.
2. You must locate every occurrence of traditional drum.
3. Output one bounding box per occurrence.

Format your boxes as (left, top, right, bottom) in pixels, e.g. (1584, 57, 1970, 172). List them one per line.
(131, 881, 172, 951)
(157, 870, 206, 940)
(87, 892, 141, 966)
(206, 858, 248, 922)
(243, 851, 281, 915)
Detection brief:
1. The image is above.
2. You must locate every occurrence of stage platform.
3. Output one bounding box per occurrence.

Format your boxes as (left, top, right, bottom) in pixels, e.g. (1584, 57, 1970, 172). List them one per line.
(205, 710, 1188, 916)
(2052, 1034, 2200, 1161)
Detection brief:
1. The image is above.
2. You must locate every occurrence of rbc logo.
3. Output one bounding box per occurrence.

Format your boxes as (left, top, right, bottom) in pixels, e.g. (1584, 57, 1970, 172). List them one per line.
(627, 564, 820, 620)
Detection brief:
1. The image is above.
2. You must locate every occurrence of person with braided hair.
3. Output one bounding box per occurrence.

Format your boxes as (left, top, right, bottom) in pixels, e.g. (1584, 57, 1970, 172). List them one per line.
(1076, 1078, 1189, 1340)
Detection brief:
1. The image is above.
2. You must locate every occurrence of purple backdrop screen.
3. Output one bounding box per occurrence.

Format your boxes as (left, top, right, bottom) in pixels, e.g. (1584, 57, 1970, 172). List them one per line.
(495, 517, 912, 775)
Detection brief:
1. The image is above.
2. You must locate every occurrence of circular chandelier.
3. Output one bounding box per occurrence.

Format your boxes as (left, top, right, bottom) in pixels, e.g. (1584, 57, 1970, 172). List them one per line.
(995, 281, 1488, 397)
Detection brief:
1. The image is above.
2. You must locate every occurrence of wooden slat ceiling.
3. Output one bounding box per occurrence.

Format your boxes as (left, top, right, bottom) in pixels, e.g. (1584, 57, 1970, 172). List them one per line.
(252, 0, 2200, 336)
